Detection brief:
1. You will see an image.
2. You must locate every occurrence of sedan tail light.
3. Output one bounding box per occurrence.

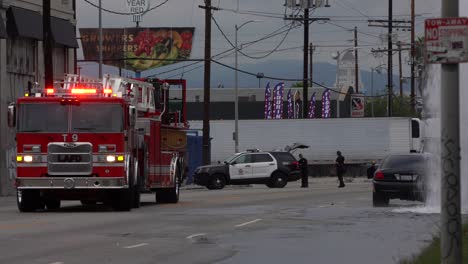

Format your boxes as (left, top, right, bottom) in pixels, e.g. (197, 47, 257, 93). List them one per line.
(292, 161, 299, 169)
(374, 170, 385, 180)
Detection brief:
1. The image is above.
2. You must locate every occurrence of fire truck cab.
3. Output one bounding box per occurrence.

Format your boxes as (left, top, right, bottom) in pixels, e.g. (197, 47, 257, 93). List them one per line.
(8, 74, 188, 212)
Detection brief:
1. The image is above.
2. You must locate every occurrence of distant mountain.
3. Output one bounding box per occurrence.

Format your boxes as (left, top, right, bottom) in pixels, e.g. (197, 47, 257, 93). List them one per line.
(80, 59, 407, 96)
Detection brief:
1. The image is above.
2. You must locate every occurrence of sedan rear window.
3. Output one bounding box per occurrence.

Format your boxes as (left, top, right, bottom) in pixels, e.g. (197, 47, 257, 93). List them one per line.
(381, 155, 426, 170)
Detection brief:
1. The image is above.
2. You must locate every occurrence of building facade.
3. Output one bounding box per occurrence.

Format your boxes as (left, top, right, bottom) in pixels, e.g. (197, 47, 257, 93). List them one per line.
(0, 0, 78, 195)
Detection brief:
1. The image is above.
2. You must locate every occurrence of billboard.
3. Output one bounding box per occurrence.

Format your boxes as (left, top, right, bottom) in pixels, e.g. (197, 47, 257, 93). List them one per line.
(79, 27, 195, 71)
(351, 94, 365, 118)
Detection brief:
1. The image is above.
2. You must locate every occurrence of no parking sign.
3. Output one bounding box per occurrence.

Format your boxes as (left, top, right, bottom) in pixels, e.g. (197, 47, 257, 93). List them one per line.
(351, 95, 365, 118)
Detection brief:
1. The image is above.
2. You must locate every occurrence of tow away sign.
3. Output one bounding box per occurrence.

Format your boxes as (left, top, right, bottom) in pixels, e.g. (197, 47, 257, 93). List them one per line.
(425, 17, 468, 64)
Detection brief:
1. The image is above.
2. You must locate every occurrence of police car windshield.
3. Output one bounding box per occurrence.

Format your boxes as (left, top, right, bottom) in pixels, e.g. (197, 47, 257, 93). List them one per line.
(71, 103, 123, 132)
(18, 103, 68, 132)
(224, 153, 242, 163)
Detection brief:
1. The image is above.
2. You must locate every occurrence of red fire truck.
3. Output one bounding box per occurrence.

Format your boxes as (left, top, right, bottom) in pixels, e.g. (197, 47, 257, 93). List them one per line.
(7, 74, 188, 212)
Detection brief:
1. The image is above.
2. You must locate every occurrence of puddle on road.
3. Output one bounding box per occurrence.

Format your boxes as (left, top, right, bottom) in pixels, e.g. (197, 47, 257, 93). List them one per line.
(392, 206, 440, 214)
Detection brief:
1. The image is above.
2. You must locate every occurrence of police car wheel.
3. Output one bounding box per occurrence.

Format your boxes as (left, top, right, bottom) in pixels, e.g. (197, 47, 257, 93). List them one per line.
(270, 172, 287, 188)
(208, 174, 226, 190)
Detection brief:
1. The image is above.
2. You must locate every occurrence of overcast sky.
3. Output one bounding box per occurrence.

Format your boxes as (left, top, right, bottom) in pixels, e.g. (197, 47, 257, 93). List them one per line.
(76, 0, 441, 78)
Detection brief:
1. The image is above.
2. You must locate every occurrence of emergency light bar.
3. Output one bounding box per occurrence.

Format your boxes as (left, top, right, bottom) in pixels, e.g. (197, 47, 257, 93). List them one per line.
(71, 88, 97, 94)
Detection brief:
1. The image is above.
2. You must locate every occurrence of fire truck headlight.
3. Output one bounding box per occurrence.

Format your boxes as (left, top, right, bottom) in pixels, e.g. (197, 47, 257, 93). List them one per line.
(16, 156, 23, 162)
(23, 155, 33, 163)
(106, 155, 116, 162)
(117, 155, 124, 162)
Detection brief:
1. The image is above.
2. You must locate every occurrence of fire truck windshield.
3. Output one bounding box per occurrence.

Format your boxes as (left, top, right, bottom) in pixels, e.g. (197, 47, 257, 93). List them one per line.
(71, 103, 123, 132)
(18, 103, 68, 132)
(18, 103, 123, 133)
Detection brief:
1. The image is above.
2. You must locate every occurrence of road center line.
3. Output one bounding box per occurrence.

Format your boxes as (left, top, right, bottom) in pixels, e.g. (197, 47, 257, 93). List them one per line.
(186, 233, 206, 239)
(235, 218, 262, 227)
(123, 243, 148, 249)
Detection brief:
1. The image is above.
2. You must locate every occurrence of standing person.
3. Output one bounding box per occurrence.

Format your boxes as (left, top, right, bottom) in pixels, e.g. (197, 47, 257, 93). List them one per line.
(298, 154, 308, 188)
(367, 161, 377, 179)
(336, 151, 345, 188)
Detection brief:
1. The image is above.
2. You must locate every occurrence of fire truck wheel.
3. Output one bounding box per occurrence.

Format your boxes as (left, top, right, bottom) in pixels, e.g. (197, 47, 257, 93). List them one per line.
(17, 190, 41, 212)
(155, 190, 166, 203)
(133, 185, 141, 208)
(165, 178, 180, 203)
(133, 158, 141, 208)
(80, 200, 97, 207)
(45, 199, 61, 210)
(155, 186, 180, 204)
(112, 189, 133, 211)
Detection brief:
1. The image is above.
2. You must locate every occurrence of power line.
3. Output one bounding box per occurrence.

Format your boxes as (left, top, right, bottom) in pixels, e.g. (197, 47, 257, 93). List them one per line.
(335, 0, 373, 21)
(147, 22, 299, 78)
(326, 21, 382, 39)
(210, 59, 387, 98)
(212, 15, 296, 60)
(83, 0, 170, 15)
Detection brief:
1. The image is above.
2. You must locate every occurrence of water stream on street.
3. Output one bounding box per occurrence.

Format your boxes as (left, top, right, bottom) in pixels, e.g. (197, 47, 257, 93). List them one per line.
(393, 64, 468, 214)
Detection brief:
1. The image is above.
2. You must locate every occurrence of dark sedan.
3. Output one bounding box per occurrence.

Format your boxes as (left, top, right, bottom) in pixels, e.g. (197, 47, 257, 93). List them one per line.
(372, 153, 431, 206)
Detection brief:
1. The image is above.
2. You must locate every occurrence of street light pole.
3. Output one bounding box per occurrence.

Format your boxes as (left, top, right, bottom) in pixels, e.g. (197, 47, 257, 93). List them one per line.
(235, 24, 239, 153)
(336, 51, 340, 118)
(371, 67, 374, 117)
(98, 0, 103, 79)
(234, 20, 262, 153)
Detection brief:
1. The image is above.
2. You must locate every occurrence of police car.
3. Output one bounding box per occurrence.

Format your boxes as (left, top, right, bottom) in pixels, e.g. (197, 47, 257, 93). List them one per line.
(193, 149, 301, 190)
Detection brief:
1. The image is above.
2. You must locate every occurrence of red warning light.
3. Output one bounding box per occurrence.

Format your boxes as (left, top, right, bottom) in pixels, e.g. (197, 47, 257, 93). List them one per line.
(71, 88, 97, 94)
(46, 88, 55, 94)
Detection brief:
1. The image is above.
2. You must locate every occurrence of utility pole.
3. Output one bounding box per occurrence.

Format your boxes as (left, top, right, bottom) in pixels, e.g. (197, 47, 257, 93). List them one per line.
(201, 0, 212, 165)
(302, 8, 309, 118)
(440, 1, 461, 263)
(43, 0, 53, 88)
(398, 41, 403, 97)
(410, 0, 416, 112)
(387, 0, 393, 117)
(98, 0, 103, 79)
(310, 43, 314, 90)
(354, 26, 359, 93)
(284, 3, 329, 118)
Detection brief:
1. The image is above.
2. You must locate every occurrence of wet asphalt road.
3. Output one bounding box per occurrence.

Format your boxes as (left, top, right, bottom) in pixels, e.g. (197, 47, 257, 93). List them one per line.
(0, 178, 444, 264)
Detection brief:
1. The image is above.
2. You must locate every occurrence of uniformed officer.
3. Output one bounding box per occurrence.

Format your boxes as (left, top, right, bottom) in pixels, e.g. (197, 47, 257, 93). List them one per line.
(336, 151, 346, 188)
(298, 154, 308, 188)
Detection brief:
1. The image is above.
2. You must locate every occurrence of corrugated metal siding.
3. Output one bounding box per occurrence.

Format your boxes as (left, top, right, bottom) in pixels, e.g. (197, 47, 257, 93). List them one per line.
(189, 118, 413, 164)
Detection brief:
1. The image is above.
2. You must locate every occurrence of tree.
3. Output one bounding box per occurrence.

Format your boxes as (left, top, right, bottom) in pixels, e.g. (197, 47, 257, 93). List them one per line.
(292, 82, 303, 88)
(365, 95, 420, 118)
